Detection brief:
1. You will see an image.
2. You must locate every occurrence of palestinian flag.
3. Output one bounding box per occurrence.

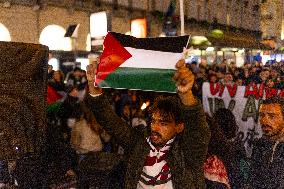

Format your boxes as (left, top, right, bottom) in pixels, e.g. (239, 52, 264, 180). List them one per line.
(96, 32, 190, 92)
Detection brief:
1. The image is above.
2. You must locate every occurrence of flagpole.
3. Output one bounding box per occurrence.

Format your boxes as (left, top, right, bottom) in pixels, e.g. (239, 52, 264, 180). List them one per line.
(179, 0, 185, 36)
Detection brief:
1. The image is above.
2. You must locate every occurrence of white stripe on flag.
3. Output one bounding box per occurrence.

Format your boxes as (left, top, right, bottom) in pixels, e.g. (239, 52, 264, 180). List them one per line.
(120, 47, 183, 69)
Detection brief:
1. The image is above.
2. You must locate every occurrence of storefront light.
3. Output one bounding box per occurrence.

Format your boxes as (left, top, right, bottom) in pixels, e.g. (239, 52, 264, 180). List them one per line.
(191, 36, 208, 45)
(48, 58, 59, 71)
(76, 58, 89, 71)
(206, 47, 215, 52)
(217, 51, 223, 56)
(238, 48, 245, 54)
(221, 47, 238, 52)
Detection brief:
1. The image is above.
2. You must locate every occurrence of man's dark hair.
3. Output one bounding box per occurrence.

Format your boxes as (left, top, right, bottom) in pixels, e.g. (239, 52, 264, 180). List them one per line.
(150, 96, 184, 124)
(261, 97, 284, 116)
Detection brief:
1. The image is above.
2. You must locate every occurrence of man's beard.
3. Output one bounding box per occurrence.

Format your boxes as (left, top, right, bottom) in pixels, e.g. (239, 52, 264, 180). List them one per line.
(150, 131, 163, 147)
(262, 124, 272, 132)
(262, 124, 279, 139)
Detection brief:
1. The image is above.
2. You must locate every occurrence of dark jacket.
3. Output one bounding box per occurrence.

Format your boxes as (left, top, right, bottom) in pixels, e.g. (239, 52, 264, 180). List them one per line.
(250, 138, 284, 189)
(85, 94, 211, 189)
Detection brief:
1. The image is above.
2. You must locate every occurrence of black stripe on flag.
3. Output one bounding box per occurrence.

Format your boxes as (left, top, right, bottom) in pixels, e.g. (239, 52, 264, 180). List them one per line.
(109, 32, 189, 53)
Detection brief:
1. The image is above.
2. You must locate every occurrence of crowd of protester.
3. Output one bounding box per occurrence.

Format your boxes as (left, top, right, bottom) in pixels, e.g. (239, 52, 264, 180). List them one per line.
(46, 66, 158, 188)
(188, 60, 284, 99)
(42, 58, 284, 189)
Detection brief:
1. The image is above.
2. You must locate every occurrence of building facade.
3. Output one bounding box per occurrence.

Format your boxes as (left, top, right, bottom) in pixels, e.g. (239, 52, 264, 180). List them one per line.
(0, 0, 263, 49)
(260, 0, 284, 49)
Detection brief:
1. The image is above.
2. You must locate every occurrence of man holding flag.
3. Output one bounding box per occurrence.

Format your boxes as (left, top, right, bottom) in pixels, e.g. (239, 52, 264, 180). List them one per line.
(84, 54, 210, 189)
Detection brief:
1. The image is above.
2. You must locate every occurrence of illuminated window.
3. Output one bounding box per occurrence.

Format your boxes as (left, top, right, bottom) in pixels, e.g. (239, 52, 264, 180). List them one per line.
(131, 18, 147, 38)
(0, 23, 11, 41)
(90, 12, 109, 51)
(90, 11, 108, 38)
(39, 25, 72, 51)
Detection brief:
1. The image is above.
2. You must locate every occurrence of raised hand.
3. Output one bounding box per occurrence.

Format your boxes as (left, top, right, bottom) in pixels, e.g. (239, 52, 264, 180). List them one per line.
(173, 59, 197, 106)
(86, 59, 102, 95)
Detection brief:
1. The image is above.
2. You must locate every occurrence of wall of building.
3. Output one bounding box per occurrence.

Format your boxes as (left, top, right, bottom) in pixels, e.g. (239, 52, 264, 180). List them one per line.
(0, 0, 262, 51)
(182, 0, 261, 31)
(0, 3, 137, 51)
(260, 0, 282, 41)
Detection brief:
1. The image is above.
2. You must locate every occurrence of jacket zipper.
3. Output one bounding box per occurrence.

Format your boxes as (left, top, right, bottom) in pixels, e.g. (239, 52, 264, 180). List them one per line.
(270, 141, 280, 163)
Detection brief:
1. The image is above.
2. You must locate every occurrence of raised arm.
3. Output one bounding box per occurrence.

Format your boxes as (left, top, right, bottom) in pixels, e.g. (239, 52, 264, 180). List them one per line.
(85, 62, 136, 150)
(173, 59, 211, 168)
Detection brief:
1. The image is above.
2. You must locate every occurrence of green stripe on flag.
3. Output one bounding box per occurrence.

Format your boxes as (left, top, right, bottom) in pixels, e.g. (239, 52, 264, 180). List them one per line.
(98, 67, 177, 92)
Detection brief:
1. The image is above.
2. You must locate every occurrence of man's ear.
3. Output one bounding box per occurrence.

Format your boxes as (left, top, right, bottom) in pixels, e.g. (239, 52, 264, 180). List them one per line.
(176, 123, 184, 134)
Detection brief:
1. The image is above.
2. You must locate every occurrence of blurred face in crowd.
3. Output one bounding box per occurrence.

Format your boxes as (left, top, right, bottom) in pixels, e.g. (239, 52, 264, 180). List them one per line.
(150, 111, 184, 148)
(48, 65, 53, 73)
(199, 67, 206, 74)
(224, 73, 233, 83)
(244, 69, 249, 78)
(80, 70, 86, 77)
(69, 88, 78, 97)
(236, 78, 243, 86)
(255, 61, 260, 67)
(260, 70, 270, 81)
(209, 75, 217, 83)
(122, 104, 131, 120)
(266, 79, 275, 88)
(73, 70, 81, 79)
(216, 72, 224, 79)
(230, 62, 237, 68)
(271, 70, 279, 79)
(53, 71, 62, 82)
(259, 103, 284, 141)
(250, 67, 257, 74)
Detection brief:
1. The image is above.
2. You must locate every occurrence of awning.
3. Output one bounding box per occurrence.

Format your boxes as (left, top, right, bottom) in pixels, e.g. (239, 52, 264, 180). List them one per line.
(206, 32, 272, 50)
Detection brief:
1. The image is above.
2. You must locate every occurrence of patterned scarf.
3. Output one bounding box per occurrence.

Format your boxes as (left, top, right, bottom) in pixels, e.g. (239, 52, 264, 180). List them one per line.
(137, 137, 174, 188)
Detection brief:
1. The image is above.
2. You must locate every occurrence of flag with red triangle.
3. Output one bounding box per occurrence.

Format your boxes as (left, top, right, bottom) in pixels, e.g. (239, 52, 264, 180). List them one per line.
(96, 32, 190, 92)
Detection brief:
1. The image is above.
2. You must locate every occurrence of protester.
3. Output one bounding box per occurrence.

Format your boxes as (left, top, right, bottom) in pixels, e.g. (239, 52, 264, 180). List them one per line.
(71, 102, 111, 156)
(209, 108, 248, 189)
(84, 59, 211, 189)
(71, 103, 113, 188)
(48, 70, 66, 95)
(204, 115, 232, 189)
(250, 97, 284, 188)
(48, 64, 54, 80)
